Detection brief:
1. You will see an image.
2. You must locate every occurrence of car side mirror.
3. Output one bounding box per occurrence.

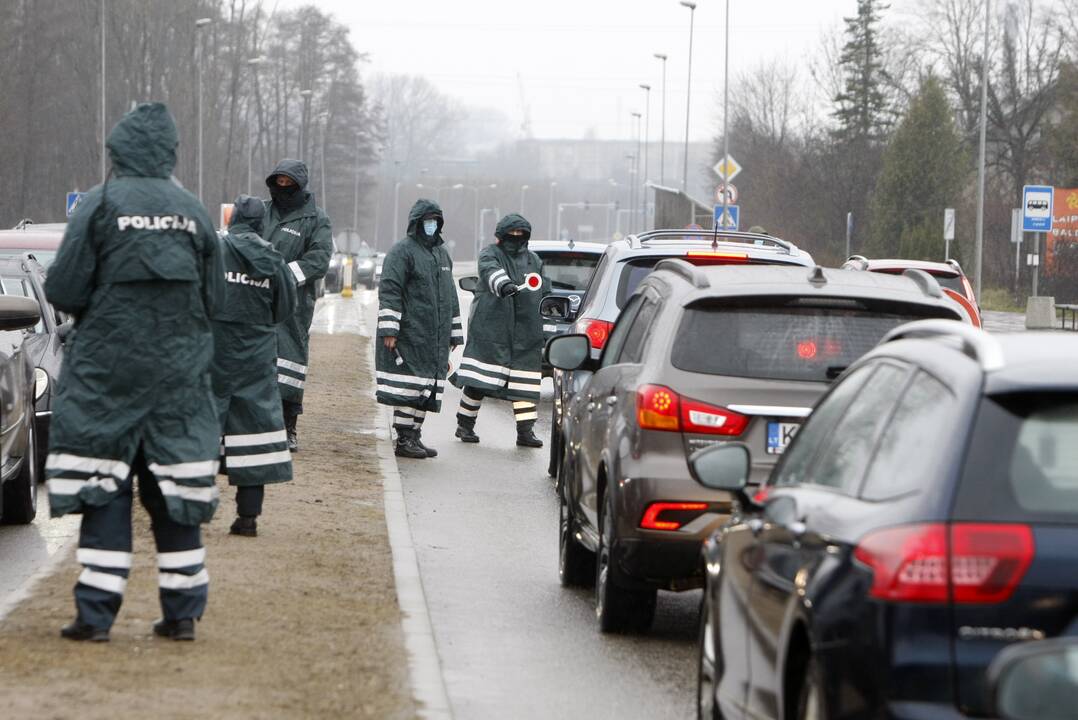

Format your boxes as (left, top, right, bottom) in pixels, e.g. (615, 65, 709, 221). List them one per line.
(544, 333, 590, 371)
(0, 296, 41, 331)
(990, 638, 1078, 720)
(540, 296, 571, 320)
(458, 275, 479, 293)
(689, 444, 751, 492)
(57, 320, 75, 341)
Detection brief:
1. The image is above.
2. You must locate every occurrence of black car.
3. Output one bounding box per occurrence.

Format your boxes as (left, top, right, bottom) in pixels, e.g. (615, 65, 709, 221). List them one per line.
(546, 265, 963, 634)
(0, 256, 67, 476)
(0, 294, 44, 524)
(694, 322, 1078, 720)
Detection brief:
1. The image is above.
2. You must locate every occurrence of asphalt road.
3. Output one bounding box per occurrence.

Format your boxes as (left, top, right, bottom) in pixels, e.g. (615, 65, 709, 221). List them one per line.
(0, 488, 79, 619)
(361, 291, 699, 720)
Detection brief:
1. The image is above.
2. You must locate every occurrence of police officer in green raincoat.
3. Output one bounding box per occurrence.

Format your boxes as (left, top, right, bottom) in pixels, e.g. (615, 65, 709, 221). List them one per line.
(376, 199, 463, 459)
(262, 159, 333, 452)
(44, 103, 225, 643)
(452, 214, 549, 447)
(213, 195, 297, 538)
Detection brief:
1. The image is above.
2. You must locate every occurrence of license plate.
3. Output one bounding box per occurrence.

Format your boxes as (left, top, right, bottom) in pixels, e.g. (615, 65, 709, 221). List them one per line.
(767, 422, 801, 455)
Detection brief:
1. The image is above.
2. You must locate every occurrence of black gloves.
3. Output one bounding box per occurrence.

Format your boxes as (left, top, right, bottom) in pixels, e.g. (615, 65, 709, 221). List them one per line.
(499, 282, 520, 298)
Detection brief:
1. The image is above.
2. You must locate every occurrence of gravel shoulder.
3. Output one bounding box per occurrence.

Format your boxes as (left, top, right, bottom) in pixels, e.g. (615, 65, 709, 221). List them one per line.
(0, 332, 416, 720)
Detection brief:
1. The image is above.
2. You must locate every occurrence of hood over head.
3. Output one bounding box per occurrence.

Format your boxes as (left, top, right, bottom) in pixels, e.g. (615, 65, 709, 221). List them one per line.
(266, 158, 312, 212)
(265, 158, 309, 190)
(229, 194, 265, 235)
(407, 198, 444, 246)
(495, 213, 532, 254)
(107, 102, 179, 179)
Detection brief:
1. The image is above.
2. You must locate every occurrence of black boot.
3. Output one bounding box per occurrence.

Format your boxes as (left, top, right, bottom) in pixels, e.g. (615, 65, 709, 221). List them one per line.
(517, 422, 544, 448)
(286, 425, 298, 453)
(60, 620, 109, 642)
(395, 429, 429, 459)
(455, 424, 480, 443)
(153, 618, 196, 641)
(414, 431, 438, 458)
(230, 516, 257, 537)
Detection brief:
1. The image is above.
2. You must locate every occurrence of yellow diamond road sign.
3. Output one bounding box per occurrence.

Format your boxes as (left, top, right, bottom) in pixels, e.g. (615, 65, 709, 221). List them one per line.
(712, 155, 742, 182)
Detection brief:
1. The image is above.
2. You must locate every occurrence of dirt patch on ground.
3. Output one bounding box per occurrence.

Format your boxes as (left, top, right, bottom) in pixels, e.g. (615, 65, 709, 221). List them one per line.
(0, 333, 416, 720)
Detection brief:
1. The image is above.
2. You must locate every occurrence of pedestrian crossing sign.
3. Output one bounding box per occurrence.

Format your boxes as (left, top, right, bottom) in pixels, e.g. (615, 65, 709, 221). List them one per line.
(714, 204, 740, 230)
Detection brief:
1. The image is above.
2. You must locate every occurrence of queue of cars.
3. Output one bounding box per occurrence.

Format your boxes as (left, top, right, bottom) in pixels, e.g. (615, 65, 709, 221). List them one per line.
(537, 227, 1077, 719)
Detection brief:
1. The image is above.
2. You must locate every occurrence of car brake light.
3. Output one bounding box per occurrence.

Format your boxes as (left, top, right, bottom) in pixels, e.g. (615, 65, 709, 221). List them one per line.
(640, 502, 709, 531)
(854, 523, 1034, 604)
(635, 385, 748, 436)
(577, 318, 614, 350)
(685, 250, 749, 265)
(637, 384, 680, 431)
(797, 340, 818, 360)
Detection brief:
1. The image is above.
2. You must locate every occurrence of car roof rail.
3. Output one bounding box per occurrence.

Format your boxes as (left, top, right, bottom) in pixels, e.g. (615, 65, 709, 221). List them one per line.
(652, 258, 710, 289)
(628, 229, 796, 255)
(902, 268, 944, 298)
(845, 254, 869, 268)
(881, 319, 1005, 371)
(946, 258, 964, 273)
(13, 218, 34, 230)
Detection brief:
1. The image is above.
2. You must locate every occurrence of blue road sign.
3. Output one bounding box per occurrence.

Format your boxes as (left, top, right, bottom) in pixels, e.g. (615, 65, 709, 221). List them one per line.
(1022, 185, 1053, 232)
(714, 204, 740, 230)
(66, 191, 85, 217)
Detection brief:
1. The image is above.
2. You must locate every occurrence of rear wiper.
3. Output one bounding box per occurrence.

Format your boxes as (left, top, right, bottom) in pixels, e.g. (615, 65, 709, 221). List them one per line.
(826, 366, 848, 380)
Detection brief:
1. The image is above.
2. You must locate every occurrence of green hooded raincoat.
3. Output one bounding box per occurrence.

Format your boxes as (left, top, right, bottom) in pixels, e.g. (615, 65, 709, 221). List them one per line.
(375, 199, 462, 412)
(44, 102, 225, 526)
(262, 159, 333, 404)
(451, 214, 549, 402)
(213, 196, 297, 486)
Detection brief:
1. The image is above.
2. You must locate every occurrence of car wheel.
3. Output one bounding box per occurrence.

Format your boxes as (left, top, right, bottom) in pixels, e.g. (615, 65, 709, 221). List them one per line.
(1, 421, 37, 525)
(559, 487, 594, 587)
(595, 489, 656, 633)
(697, 594, 724, 720)
(796, 656, 825, 720)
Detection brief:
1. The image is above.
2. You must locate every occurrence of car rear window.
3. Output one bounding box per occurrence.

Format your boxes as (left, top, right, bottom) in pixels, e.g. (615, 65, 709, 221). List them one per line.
(670, 299, 954, 382)
(615, 256, 787, 308)
(536, 251, 601, 291)
(954, 394, 1078, 523)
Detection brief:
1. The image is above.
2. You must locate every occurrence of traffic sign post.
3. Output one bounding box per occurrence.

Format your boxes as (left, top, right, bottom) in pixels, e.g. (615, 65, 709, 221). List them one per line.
(943, 208, 955, 260)
(713, 204, 740, 230)
(66, 192, 85, 217)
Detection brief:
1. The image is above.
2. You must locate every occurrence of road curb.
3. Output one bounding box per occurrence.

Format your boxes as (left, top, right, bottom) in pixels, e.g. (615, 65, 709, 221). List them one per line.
(378, 398, 453, 719)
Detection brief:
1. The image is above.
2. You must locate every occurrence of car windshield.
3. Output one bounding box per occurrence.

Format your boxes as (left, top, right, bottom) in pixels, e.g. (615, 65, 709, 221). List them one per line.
(536, 251, 601, 291)
(671, 300, 951, 382)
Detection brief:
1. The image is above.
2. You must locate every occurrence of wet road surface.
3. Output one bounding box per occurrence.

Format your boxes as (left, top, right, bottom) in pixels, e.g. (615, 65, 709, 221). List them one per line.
(360, 292, 699, 720)
(0, 490, 79, 619)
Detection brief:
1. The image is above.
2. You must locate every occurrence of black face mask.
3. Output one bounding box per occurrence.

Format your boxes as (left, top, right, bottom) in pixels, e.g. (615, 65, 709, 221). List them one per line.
(500, 233, 530, 254)
(270, 183, 304, 210)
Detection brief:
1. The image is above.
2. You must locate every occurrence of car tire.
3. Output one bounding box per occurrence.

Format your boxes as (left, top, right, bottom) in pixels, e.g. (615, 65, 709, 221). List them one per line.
(595, 489, 657, 634)
(796, 655, 826, 720)
(559, 487, 594, 587)
(1, 421, 37, 525)
(697, 594, 724, 720)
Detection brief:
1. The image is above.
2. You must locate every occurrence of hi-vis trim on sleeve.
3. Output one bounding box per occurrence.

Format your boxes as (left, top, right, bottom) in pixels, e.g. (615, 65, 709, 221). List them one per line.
(155, 480, 220, 504)
(378, 320, 400, 331)
(278, 374, 305, 388)
(46, 453, 130, 480)
(488, 269, 508, 293)
(380, 308, 402, 320)
(47, 476, 119, 495)
(78, 568, 127, 595)
(157, 548, 206, 570)
(158, 568, 210, 590)
(224, 430, 288, 447)
(276, 358, 308, 374)
(149, 460, 219, 479)
(77, 548, 133, 569)
(289, 261, 306, 284)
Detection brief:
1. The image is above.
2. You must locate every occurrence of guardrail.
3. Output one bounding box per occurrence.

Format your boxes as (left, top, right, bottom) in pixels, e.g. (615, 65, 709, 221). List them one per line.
(1058, 304, 1078, 331)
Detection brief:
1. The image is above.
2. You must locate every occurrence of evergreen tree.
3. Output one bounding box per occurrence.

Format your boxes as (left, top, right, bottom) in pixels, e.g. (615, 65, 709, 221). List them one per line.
(867, 75, 968, 260)
(832, 0, 892, 143)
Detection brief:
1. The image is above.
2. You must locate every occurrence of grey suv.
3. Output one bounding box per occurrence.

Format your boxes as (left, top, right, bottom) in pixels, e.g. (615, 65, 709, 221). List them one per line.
(545, 262, 964, 633)
(548, 229, 816, 477)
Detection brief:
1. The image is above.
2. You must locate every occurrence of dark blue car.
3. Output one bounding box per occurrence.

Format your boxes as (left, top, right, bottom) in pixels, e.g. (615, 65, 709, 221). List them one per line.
(694, 321, 1078, 720)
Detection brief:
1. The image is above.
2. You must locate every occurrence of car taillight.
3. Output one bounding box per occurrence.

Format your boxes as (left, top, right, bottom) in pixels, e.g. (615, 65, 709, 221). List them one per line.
(637, 384, 680, 431)
(854, 523, 1034, 604)
(577, 318, 614, 350)
(635, 385, 747, 436)
(684, 250, 749, 265)
(640, 502, 709, 531)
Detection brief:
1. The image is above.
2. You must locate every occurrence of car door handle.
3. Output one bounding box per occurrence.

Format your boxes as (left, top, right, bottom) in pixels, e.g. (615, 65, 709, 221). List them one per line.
(605, 396, 617, 406)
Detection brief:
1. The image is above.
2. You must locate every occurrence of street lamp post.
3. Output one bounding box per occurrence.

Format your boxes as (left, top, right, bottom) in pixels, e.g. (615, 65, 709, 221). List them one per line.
(626, 151, 637, 233)
(653, 53, 668, 187)
(298, 89, 313, 160)
(680, 1, 697, 192)
(548, 181, 557, 240)
(520, 184, 530, 214)
(318, 112, 329, 214)
(353, 131, 362, 234)
(631, 113, 642, 232)
(639, 83, 651, 230)
(721, 0, 731, 229)
(393, 180, 403, 245)
(195, 17, 213, 205)
(974, 0, 991, 300)
(100, 0, 107, 183)
(246, 57, 266, 194)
